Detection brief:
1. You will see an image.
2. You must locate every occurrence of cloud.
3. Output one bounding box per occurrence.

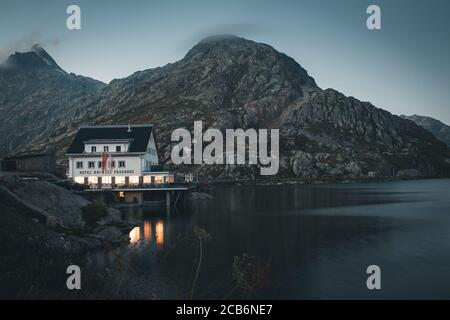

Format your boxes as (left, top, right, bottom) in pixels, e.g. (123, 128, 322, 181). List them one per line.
(0, 32, 66, 63)
(178, 23, 270, 53)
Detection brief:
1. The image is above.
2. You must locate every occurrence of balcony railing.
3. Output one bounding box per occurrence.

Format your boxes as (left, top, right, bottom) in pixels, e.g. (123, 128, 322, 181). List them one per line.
(145, 165, 173, 172)
(87, 182, 192, 190)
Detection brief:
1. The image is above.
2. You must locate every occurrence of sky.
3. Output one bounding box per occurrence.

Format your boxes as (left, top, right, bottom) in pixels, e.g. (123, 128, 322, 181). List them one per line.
(0, 0, 449, 124)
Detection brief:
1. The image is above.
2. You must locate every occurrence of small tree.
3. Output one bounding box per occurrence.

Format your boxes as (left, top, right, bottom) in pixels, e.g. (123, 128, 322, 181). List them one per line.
(190, 226, 211, 299)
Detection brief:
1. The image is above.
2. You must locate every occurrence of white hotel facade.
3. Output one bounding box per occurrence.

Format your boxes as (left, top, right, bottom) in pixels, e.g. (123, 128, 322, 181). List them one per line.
(66, 124, 174, 189)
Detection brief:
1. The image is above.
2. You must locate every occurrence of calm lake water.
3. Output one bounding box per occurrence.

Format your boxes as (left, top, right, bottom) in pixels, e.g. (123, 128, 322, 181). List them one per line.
(91, 179, 450, 299)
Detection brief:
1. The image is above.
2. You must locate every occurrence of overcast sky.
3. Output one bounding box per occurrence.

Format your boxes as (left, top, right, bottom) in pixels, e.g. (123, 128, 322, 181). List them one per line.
(1, 0, 449, 124)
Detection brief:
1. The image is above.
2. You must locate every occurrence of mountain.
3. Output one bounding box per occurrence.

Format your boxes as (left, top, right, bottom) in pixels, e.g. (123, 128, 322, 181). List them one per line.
(2, 36, 450, 179)
(401, 114, 450, 147)
(0, 45, 105, 155)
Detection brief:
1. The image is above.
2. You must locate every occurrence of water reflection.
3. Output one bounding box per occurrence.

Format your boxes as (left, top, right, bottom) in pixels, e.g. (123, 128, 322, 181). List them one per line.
(92, 179, 450, 299)
(144, 221, 151, 245)
(129, 226, 140, 245)
(155, 221, 164, 248)
(128, 217, 166, 249)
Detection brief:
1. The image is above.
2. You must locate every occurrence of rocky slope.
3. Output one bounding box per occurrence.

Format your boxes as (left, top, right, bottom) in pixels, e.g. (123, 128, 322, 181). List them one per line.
(2, 36, 450, 179)
(0, 44, 105, 155)
(402, 114, 450, 147)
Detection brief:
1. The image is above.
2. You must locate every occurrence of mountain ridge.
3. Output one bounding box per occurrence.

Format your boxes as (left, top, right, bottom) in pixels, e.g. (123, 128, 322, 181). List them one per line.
(401, 114, 450, 147)
(0, 45, 106, 154)
(1, 36, 449, 179)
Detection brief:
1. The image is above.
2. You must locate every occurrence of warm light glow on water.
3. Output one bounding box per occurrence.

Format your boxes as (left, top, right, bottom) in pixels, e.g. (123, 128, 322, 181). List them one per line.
(129, 227, 140, 244)
(156, 220, 164, 248)
(128, 219, 164, 248)
(144, 221, 152, 244)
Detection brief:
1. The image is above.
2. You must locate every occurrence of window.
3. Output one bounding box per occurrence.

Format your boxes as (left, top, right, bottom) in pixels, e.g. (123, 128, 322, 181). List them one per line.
(102, 176, 111, 184)
(88, 161, 95, 169)
(119, 161, 126, 168)
(98, 161, 102, 168)
(115, 176, 125, 185)
(91, 146, 97, 153)
(129, 176, 139, 185)
(110, 160, 115, 168)
(76, 161, 83, 169)
(116, 146, 121, 152)
(88, 176, 98, 185)
(104, 146, 109, 152)
(143, 175, 152, 184)
(74, 177, 84, 184)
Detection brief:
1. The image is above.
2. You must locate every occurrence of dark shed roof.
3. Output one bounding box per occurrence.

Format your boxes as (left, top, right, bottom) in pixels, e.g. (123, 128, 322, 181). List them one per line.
(66, 125, 153, 154)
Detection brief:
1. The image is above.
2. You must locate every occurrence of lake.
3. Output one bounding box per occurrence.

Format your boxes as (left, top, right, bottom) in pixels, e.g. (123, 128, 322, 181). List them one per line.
(90, 179, 450, 299)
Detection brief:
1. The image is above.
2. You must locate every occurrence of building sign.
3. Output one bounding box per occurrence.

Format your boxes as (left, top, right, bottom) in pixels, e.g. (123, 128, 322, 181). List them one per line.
(78, 169, 135, 175)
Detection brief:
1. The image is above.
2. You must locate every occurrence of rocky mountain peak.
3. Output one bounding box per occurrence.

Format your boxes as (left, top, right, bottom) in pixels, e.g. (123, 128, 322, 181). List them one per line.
(183, 35, 319, 92)
(3, 44, 63, 71)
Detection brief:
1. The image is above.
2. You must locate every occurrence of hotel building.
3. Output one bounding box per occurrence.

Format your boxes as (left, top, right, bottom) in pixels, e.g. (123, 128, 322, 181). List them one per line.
(66, 124, 174, 189)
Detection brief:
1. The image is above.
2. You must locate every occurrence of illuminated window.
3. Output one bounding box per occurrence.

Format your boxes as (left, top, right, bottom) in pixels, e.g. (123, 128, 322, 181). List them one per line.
(102, 176, 111, 184)
(74, 177, 84, 184)
(88, 176, 98, 185)
(129, 176, 139, 185)
(143, 175, 151, 184)
(167, 175, 174, 183)
(115, 176, 125, 185)
(155, 176, 164, 184)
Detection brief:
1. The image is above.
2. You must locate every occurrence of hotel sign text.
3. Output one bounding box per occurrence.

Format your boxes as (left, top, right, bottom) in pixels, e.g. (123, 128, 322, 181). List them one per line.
(78, 169, 135, 175)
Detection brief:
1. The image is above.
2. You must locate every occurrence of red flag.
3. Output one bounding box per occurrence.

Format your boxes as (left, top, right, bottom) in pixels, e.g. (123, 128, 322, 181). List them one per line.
(101, 152, 109, 174)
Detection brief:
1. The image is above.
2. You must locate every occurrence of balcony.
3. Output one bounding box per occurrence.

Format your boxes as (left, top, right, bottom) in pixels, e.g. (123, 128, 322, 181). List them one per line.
(145, 165, 173, 172)
(85, 181, 193, 191)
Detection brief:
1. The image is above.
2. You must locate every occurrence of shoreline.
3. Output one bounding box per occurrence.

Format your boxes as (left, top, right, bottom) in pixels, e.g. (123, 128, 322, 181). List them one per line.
(195, 175, 450, 189)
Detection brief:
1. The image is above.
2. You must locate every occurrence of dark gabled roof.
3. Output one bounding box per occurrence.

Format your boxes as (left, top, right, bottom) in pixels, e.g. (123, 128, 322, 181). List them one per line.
(66, 125, 153, 154)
